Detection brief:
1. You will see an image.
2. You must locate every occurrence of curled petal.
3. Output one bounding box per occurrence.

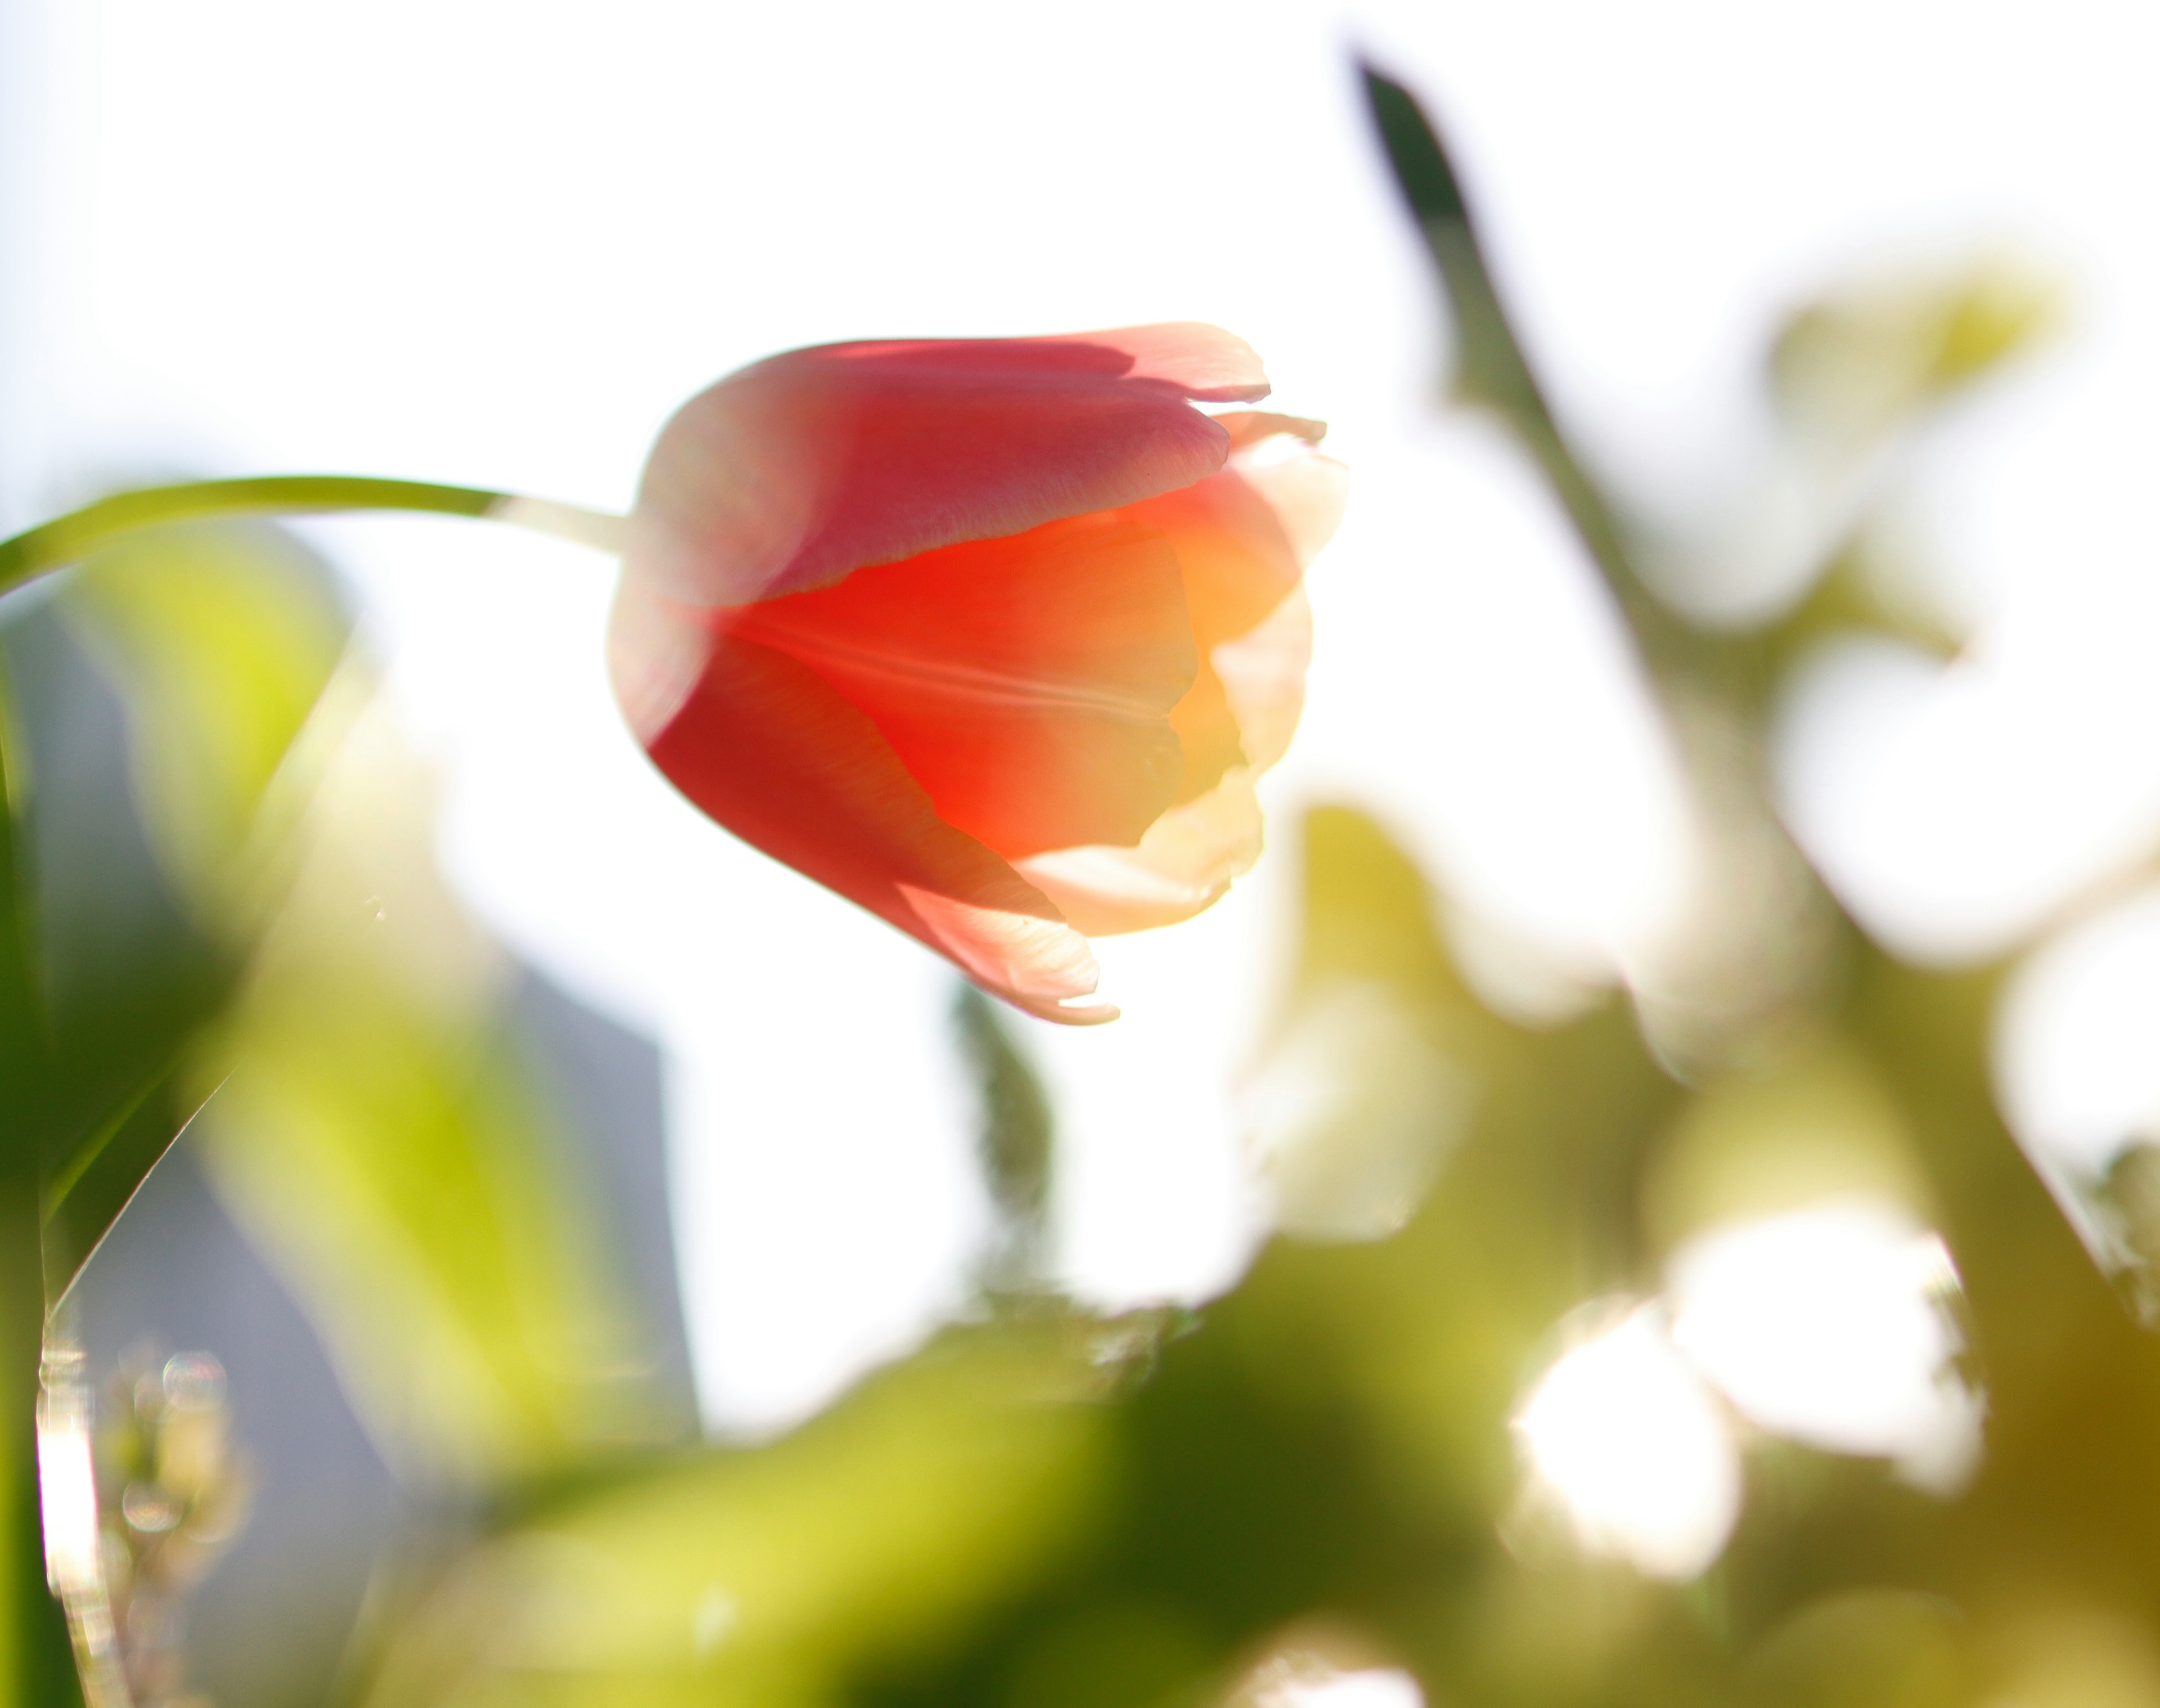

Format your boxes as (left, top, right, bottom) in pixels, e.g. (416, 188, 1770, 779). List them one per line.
(899, 888, 1117, 1024)
(1159, 587, 1315, 805)
(629, 325, 1268, 606)
(622, 606, 1110, 1023)
(723, 511, 1197, 859)
(1018, 768, 1265, 936)
(1214, 410, 1330, 450)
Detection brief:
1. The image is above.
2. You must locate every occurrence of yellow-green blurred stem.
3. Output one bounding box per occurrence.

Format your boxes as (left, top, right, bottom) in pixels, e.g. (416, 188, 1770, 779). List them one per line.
(0, 476, 627, 594)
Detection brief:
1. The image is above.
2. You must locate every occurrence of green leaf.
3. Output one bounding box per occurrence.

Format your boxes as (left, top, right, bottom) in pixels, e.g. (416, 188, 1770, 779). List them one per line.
(1356, 61, 1534, 421)
(62, 518, 350, 932)
(1358, 62, 1469, 227)
(0, 660, 80, 1708)
(39, 1053, 219, 1304)
(1244, 808, 1505, 1244)
(356, 1323, 1113, 1708)
(8, 520, 352, 1307)
(1770, 251, 2063, 447)
(1355, 61, 1700, 675)
(0, 664, 45, 1167)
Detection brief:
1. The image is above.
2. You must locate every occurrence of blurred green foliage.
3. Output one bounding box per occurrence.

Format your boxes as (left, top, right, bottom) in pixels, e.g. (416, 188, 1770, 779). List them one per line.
(361, 1325, 1114, 1708)
(185, 703, 662, 1486)
(32, 524, 348, 1303)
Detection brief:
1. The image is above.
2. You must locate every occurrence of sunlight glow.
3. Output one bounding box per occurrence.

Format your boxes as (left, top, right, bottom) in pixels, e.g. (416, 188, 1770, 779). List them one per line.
(1514, 1305, 1739, 1580)
(1251, 1658, 1426, 1708)
(1995, 886, 2160, 1279)
(1242, 979, 1472, 1243)
(1668, 1199, 1982, 1494)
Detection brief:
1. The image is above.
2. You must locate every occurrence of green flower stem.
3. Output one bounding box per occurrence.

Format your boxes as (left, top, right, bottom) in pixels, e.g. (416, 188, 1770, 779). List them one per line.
(0, 477, 627, 596)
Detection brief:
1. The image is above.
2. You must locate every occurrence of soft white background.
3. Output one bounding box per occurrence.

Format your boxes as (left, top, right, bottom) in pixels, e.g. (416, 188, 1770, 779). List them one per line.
(4, 0, 2157, 1431)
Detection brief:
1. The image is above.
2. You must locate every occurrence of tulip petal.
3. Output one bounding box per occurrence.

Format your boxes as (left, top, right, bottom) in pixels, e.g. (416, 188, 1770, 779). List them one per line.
(1128, 437, 1346, 653)
(1127, 429, 1342, 794)
(1235, 438, 1352, 575)
(1046, 323, 1272, 403)
(1215, 410, 1331, 450)
(632, 617, 1113, 1023)
(1167, 658, 1246, 802)
(723, 510, 1198, 860)
(1018, 768, 1266, 936)
(1212, 586, 1313, 775)
(630, 325, 1268, 606)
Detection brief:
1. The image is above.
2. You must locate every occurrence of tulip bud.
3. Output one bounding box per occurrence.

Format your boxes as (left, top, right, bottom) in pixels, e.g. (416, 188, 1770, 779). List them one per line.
(610, 326, 1346, 1023)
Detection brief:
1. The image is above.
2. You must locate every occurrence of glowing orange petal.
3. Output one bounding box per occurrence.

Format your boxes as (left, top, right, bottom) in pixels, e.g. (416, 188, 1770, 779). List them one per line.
(1130, 434, 1345, 651)
(1167, 658, 1246, 802)
(624, 609, 1110, 1023)
(628, 325, 1268, 606)
(723, 510, 1198, 860)
(1130, 426, 1342, 790)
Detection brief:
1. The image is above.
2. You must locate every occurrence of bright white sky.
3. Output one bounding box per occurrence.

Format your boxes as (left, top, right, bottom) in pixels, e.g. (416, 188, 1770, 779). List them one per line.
(4, 0, 2158, 1432)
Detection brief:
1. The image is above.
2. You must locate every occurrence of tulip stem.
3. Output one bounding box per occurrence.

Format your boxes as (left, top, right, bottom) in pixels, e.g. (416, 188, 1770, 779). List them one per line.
(0, 476, 628, 595)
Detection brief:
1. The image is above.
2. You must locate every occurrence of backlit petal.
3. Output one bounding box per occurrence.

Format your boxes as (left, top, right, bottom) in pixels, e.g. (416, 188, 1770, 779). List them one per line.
(625, 610, 1112, 1023)
(1018, 769, 1266, 936)
(723, 510, 1198, 860)
(1167, 658, 1246, 802)
(1235, 437, 1351, 573)
(1214, 409, 1330, 450)
(1127, 426, 1342, 788)
(1045, 322, 1271, 402)
(1127, 431, 1346, 653)
(629, 325, 1267, 606)
(1212, 586, 1313, 775)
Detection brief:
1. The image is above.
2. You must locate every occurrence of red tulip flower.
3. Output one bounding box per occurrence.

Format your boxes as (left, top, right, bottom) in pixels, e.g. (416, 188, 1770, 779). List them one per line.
(608, 324, 1346, 1023)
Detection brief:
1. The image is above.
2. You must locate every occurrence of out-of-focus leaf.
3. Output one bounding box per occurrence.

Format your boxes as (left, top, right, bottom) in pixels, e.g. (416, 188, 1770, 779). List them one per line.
(0, 657, 84, 1708)
(64, 519, 349, 931)
(1357, 62, 1698, 677)
(190, 702, 663, 1486)
(1650, 254, 2059, 636)
(1245, 807, 1500, 1243)
(1754, 541, 1965, 685)
(1771, 253, 2061, 450)
(1641, 1038, 1932, 1256)
(38, 1055, 215, 1305)
(15, 522, 351, 1302)
(357, 1323, 1113, 1708)
(1356, 61, 1537, 429)
(0, 666, 40, 1160)
(1740, 1588, 1966, 1708)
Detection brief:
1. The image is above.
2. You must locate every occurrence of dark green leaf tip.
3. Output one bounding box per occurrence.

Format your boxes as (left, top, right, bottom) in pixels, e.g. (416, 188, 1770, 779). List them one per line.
(1357, 61, 1469, 227)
